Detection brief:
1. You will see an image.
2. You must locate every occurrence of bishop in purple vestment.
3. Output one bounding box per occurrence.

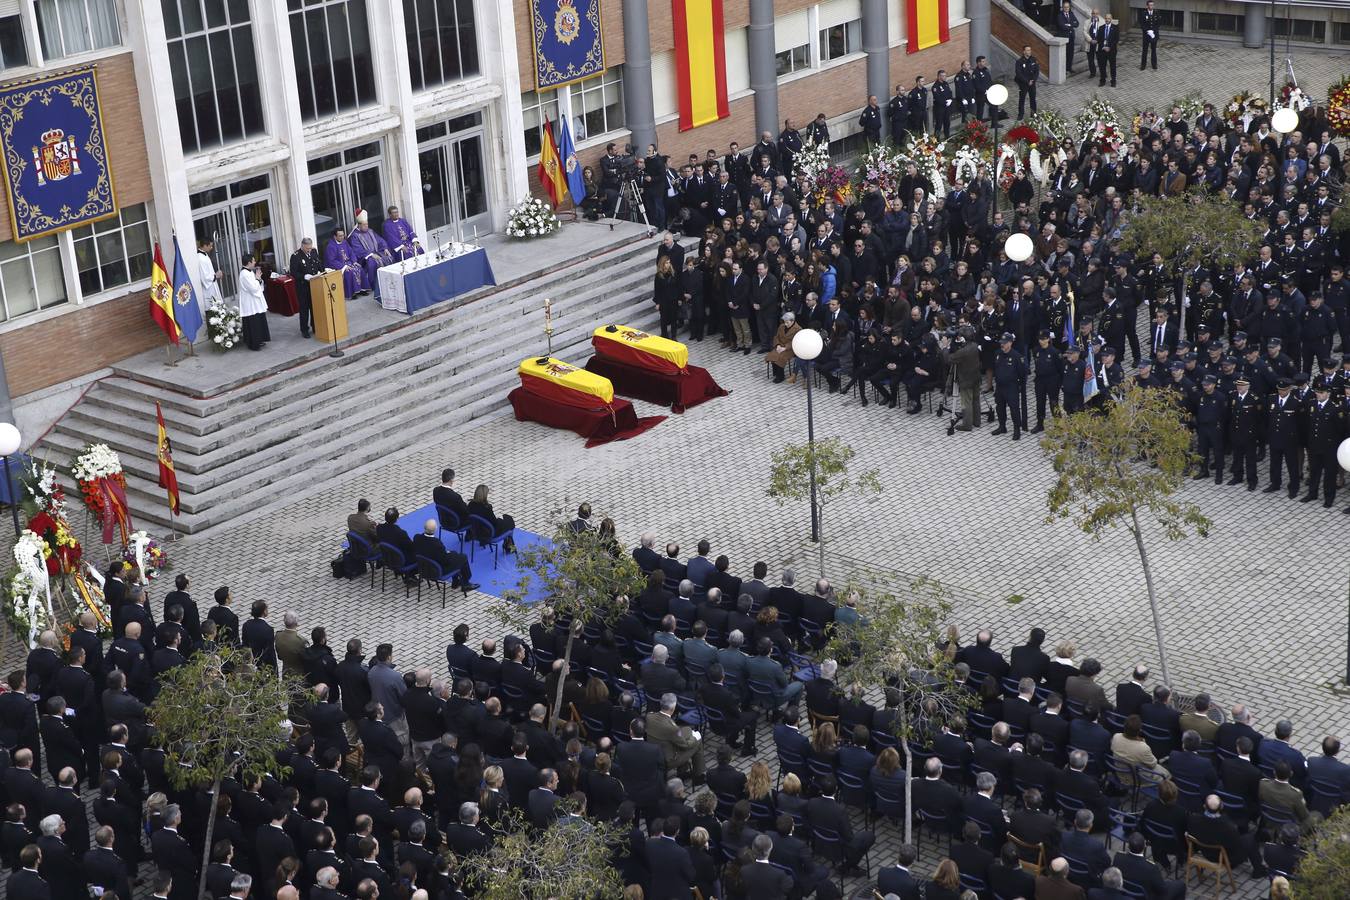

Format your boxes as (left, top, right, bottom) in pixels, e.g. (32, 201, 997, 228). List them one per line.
(347, 208, 394, 299)
(382, 205, 425, 259)
(325, 229, 364, 298)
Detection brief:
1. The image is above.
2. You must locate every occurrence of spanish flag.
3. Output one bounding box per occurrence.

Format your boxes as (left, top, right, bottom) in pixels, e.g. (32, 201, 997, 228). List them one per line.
(537, 116, 567, 208)
(673, 0, 730, 131)
(155, 401, 180, 517)
(906, 0, 950, 53)
(149, 243, 180, 344)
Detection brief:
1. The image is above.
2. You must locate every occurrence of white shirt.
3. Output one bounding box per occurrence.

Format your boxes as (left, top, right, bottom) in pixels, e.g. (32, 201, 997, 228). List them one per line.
(198, 251, 223, 304)
(237, 267, 267, 317)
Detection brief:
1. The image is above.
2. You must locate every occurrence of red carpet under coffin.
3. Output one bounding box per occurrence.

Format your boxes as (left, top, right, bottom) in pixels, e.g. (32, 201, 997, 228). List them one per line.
(585, 343, 729, 413)
(508, 385, 665, 447)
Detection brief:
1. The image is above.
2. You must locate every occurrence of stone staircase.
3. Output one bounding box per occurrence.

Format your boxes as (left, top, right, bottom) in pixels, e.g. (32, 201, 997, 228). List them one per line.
(39, 236, 666, 534)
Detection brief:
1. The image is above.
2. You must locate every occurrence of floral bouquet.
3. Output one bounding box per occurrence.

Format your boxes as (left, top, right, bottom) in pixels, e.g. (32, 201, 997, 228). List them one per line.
(1224, 91, 1269, 130)
(125, 530, 169, 580)
(798, 136, 852, 207)
(505, 196, 561, 238)
(1329, 77, 1350, 137)
(207, 299, 242, 350)
(952, 117, 992, 152)
(1026, 110, 1072, 147)
(19, 458, 65, 518)
(1278, 82, 1311, 112)
(896, 132, 949, 199)
(995, 144, 1025, 193)
(26, 511, 80, 576)
(1083, 121, 1125, 154)
(72, 443, 125, 519)
(950, 146, 983, 187)
(1170, 91, 1206, 121)
(6, 530, 53, 647)
(1074, 96, 1122, 145)
(854, 143, 903, 197)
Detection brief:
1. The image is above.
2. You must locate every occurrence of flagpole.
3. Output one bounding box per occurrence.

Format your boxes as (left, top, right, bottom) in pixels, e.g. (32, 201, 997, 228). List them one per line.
(165, 498, 178, 542)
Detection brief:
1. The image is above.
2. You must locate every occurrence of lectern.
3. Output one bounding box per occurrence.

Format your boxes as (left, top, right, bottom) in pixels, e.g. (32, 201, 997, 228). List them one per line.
(311, 270, 347, 352)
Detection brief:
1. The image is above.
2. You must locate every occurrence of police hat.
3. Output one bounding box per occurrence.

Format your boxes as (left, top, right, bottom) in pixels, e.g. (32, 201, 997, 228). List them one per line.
(1315, 378, 1333, 392)
(1222, 356, 1238, 365)
(1176, 341, 1193, 352)
(1294, 373, 1310, 386)
(1276, 377, 1292, 389)
(1235, 374, 1250, 384)
(1197, 323, 1211, 333)
(1000, 332, 1016, 343)
(1233, 331, 1248, 341)
(1065, 344, 1081, 354)
(1137, 359, 1153, 369)
(1201, 374, 1218, 385)
(1168, 360, 1185, 371)
(1243, 345, 1260, 354)
(1184, 352, 1197, 362)
(1267, 337, 1282, 348)
(1100, 345, 1117, 356)
(1322, 357, 1339, 369)
(1037, 328, 1052, 339)
(1208, 341, 1225, 352)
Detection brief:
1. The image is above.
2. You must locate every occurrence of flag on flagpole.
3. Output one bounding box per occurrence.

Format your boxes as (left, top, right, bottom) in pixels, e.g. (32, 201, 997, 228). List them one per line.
(149, 243, 180, 345)
(537, 116, 567, 208)
(155, 401, 180, 517)
(170, 235, 203, 343)
(559, 115, 587, 205)
(1083, 343, 1100, 401)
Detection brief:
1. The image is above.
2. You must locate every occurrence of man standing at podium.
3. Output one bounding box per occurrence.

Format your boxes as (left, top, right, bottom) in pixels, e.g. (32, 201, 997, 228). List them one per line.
(347, 207, 394, 300)
(325, 228, 363, 299)
(288, 237, 324, 337)
(383, 205, 424, 260)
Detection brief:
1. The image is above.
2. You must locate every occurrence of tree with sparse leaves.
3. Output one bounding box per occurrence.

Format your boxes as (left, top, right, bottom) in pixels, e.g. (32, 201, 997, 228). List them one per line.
(456, 809, 626, 899)
(1040, 382, 1212, 687)
(823, 577, 973, 844)
(767, 437, 882, 578)
(1293, 804, 1350, 899)
(493, 519, 646, 733)
(149, 646, 304, 900)
(1116, 190, 1265, 334)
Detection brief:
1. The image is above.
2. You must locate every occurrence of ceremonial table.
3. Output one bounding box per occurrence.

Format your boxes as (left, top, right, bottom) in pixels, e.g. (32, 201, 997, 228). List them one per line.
(263, 274, 299, 316)
(508, 357, 665, 447)
(377, 243, 496, 314)
(584, 325, 729, 413)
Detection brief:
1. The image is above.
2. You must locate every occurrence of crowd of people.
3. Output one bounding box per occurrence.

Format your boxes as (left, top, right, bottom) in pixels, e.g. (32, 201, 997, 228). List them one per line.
(643, 83, 1350, 506)
(1, 499, 1346, 900)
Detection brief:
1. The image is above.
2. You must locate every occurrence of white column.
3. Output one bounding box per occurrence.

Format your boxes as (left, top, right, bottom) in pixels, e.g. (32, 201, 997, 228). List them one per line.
(476, 0, 528, 226)
(368, 0, 427, 240)
(122, 3, 196, 283)
(252, 0, 315, 246)
(558, 84, 575, 143)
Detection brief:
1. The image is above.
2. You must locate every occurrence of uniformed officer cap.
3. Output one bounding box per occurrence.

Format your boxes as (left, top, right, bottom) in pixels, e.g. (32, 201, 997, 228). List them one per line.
(1243, 345, 1259, 355)
(1201, 374, 1218, 385)
(1235, 374, 1250, 384)
(1233, 331, 1248, 341)
(1276, 377, 1292, 389)
(1314, 378, 1332, 392)
(1196, 324, 1210, 333)
(1222, 355, 1237, 365)
(1294, 373, 1310, 386)
(1207, 341, 1224, 352)
(1100, 345, 1116, 356)
(1000, 332, 1016, 343)
(1176, 341, 1192, 352)
(1322, 357, 1338, 369)
(1168, 360, 1185, 371)
(1065, 344, 1081, 355)
(1184, 352, 1197, 362)
(1137, 359, 1153, 369)
(1038, 328, 1052, 339)
(1266, 337, 1281, 347)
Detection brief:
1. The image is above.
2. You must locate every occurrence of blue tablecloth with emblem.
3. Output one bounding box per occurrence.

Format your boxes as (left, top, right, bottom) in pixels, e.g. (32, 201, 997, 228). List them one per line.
(381, 248, 496, 314)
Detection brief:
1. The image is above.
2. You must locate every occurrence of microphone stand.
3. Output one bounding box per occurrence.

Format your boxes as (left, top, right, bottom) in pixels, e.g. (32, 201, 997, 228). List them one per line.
(326, 277, 343, 358)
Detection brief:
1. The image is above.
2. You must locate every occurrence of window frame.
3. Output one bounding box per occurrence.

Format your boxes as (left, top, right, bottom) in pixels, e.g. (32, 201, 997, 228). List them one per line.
(34, 0, 121, 62)
(289, 0, 378, 122)
(0, 233, 67, 324)
(1191, 12, 1240, 36)
(402, 0, 480, 91)
(775, 43, 811, 78)
(522, 67, 626, 162)
(71, 202, 153, 299)
(817, 18, 862, 65)
(163, 0, 264, 155)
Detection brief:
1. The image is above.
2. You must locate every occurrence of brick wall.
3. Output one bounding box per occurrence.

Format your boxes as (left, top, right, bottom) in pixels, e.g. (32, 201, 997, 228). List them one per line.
(992, 4, 1051, 72)
(0, 53, 151, 243)
(0, 289, 158, 397)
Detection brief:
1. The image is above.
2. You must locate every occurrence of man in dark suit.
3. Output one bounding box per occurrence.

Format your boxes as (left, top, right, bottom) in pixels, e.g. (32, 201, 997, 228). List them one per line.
(974, 723, 1017, 795)
(806, 776, 874, 874)
(645, 816, 696, 899)
(150, 805, 198, 900)
(527, 769, 562, 828)
(639, 646, 686, 701)
(6, 844, 49, 900)
(411, 520, 477, 593)
(912, 757, 963, 833)
(952, 820, 995, 886)
(5, 750, 44, 828)
(161, 574, 202, 651)
(1057, 750, 1111, 825)
(1095, 13, 1119, 86)
(963, 772, 1009, 851)
(767, 814, 835, 898)
(772, 708, 812, 782)
(1218, 737, 1263, 828)
(444, 801, 491, 858)
(83, 826, 131, 900)
(1012, 734, 1061, 803)
(241, 601, 277, 670)
(1188, 794, 1265, 877)
(614, 719, 667, 819)
(1032, 694, 1072, 762)
(25, 635, 61, 702)
(1257, 719, 1308, 787)
(432, 469, 470, 524)
(632, 533, 662, 572)
(700, 664, 758, 753)
(444, 623, 477, 679)
(1009, 628, 1050, 683)
(1307, 735, 1350, 815)
(0, 672, 40, 769)
(41, 768, 87, 856)
(499, 734, 540, 810)
(740, 832, 793, 897)
(876, 842, 922, 899)
(1060, 808, 1111, 886)
(1002, 678, 1039, 734)
(255, 802, 297, 896)
(1068, 705, 1112, 770)
(355, 707, 404, 788)
(1113, 832, 1185, 900)
(1215, 706, 1263, 758)
(346, 769, 394, 839)
(101, 670, 148, 750)
(1114, 666, 1151, 716)
(68, 613, 106, 690)
(958, 629, 1010, 681)
(1150, 308, 1179, 356)
(374, 507, 416, 569)
(1011, 787, 1061, 860)
(37, 699, 83, 784)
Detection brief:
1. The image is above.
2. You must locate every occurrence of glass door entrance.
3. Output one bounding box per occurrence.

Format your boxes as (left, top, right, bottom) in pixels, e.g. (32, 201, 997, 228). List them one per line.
(190, 174, 277, 300)
(310, 141, 387, 241)
(417, 111, 491, 243)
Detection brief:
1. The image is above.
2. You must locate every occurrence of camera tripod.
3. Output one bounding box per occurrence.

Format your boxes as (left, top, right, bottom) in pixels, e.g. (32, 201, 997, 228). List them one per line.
(609, 178, 655, 236)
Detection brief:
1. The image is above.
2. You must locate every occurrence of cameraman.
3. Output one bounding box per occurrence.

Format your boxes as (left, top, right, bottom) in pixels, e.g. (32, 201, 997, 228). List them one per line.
(599, 142, 626, 213)
(643, 145, 669, 229)
(939, 325, 982, 431)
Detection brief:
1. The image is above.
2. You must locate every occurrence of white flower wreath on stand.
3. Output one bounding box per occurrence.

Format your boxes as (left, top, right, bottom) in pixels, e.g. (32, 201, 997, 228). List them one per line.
(505, 197, 561, 239)
(11, 530, 52, 648)
(951, 147, 981, 187)
(995, 144, 1025, 188)
(71, 443, 122, 482)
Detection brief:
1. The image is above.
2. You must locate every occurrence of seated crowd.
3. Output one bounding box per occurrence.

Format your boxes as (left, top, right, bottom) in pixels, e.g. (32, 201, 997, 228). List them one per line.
(2, 506, 1347, 900)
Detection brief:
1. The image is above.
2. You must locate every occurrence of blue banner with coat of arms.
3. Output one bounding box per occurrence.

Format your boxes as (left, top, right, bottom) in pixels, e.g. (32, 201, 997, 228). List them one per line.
(0, 67, 116, 242)
(532, 0, 606, 90)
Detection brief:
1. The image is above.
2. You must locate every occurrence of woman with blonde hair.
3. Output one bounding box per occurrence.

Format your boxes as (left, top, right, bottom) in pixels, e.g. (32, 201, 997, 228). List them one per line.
(773, 771, 808, 823)
(766, 312, 802, 384)
(1046, 640, 1079, 694)
(927, 857, 963, 900)
(467, 485, 515, 552)
(653, 254, 681, 339)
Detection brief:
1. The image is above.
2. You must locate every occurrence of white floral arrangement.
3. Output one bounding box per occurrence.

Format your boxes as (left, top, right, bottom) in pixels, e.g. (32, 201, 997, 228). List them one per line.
(21, 458, 64, 517)
(855, 143, 904, 196)
(795, 135, 833, 186)
(951, 147, 982, 186)
(896, 132, 949, 199)
(1074, 96, 1122, 144)
(1279, 86, 1312, 112)
(207, 298, 242, 350)
(9, 530, 52, 648)
(995, 144, 1026, 193)
(1169, 92, 1207, 122)
(505, 196, 561, 239)
(71, 443, 122, 482)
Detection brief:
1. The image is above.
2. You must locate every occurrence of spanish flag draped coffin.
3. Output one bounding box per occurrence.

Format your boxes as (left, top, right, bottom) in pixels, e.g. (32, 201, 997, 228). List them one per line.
(508, 357, 666, 447)
(584, 326, 729, 413)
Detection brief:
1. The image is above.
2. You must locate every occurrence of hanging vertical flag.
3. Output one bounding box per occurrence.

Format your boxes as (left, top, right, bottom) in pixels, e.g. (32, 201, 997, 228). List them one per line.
(906, 0, 951, 53)
(559, 114, 587, 205)
(672, 0, 730, 131)
(155, 401, 180, 517)
(1083, 343, 1100, 401)
(170, 235, 203, 343)
(148, 243, 179, 345)
(1063, 291, 1076, 347)
(537, 116, 567, 207)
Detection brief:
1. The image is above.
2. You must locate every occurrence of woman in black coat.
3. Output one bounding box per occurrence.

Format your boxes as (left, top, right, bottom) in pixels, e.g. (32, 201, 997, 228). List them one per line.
(466, 485, 515, 551)
(819, 320, 855, 394)
(847, 331, 886, 407)
(653, 255, 682, 339)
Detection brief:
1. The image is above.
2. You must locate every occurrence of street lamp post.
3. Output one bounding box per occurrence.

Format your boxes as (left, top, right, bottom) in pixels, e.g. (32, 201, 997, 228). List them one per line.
(791, 328, 824, 544)
(985, 84, 1009, 223)
(0, 422, 21, 538)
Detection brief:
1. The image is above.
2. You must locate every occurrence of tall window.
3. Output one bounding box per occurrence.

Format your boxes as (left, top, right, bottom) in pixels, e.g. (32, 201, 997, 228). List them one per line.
(775, 44, 809, 77)
(290, 0, 378, 121)
(0, 15, 29, 70)
(522, 68, 625, 156)
(403, 0, 479, 90)
(818, 19, 861, 63)
(72, 203, 153, 297)
(35, 0, 121, 60)
(0, 235, 65, 322)
(162, 0, 265, 154)
(520, 89, 560, 159)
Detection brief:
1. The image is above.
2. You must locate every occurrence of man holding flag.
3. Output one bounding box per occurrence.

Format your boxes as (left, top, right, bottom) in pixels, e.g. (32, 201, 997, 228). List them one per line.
(155, 401, 180, 523)
(171, 236, 204, 348)
(148, 244, 179, 348)
(537, 116, 567, 208)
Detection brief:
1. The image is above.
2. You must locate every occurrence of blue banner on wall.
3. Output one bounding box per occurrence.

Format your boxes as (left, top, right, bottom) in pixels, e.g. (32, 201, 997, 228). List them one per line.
(531, 0, 606, 90)
(0, 67, 116, 242)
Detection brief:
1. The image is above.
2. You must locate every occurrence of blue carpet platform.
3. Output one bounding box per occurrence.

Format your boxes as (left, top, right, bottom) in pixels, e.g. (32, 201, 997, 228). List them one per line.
(391, 503, 550, 603)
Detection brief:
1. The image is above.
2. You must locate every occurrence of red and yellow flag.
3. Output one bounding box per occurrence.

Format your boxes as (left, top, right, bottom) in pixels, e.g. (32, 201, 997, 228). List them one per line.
(149, 243, 180, 344)
(672, 0, 729, 131)
(907, 0, 950, 53)
(99, 476, 131, 547)
(155, 401, 180, 517)
(537, 117, 567, 208)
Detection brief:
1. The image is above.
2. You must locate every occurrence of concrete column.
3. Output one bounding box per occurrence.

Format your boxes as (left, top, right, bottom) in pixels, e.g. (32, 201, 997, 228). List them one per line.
(621, 0, 657, 153)
(862, 0, 890, 130)
(253, 0, 315, 247)
(748, 0, 779, 138)
(968, 0, 992, 64)
(480, 0, 528, 225)
(367, 0, 425, 240)
(1243, 4, 1266, 49)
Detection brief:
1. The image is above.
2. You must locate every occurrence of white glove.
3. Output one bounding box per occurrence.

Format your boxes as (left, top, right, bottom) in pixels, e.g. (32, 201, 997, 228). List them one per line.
(1147, 30, 1155, 38)
(946, 99, 952, 106)
(691, 730, 702, 742)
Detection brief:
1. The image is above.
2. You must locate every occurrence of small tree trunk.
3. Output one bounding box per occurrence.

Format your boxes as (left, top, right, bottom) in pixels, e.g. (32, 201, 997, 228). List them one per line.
(816, 503, 826, 580)
(548, 630, 575, 735)
(900, 695, 912, 845)
(198, 773, 222, 900)
(1129, 509, 1172, 687)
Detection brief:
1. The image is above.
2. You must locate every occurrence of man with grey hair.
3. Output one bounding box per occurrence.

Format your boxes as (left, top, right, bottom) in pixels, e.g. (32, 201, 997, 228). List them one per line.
(800, 578, 837, 649)
(411, 519, 476, 594)
(653, 615, 684, 665)
(149, 804, 197, 900)
(312, 868, 342, 900)
(645, 692, 704, 780)
(641, 644, 687, 702)
(741, 832, 793, 894)
(715, 629, 749, 690)
(1058, 748, 1111, 826)
(962, 771, 1008, 850)
(228, 872, 254, 899)
(670, 579, 698, 628)
(445, 801, 490, 858)
(1061, 807, 1110, 885)
(1099, 866, 1125, 892)
(275, 612, 309, 678)
(805, 659, 841, 723)
(633, 533, 660, 572)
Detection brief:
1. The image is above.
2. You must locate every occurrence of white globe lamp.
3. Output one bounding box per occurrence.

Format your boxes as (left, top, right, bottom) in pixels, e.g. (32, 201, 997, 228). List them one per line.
(986, 84, 1009, 107)
(792, 327, 823, 361)
(1004, 232, 1034, 263)
(0, 423, 19, 457)
(1271, 107, 1299, 135)
(1338, 437, 1350, 473)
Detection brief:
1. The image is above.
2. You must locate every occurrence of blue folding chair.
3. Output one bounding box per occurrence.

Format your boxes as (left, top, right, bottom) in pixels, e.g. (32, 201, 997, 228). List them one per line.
(415, 555, 456, 608)
(810, 824, 856, 891)
(913, 808, 953, 854)
(376, 541, 416, 593)
(775, 746, 807, 787)
(871, 783, 904, 823)
(960, 872, 989, 896)
(788, 650, 820, 682)
(466, 513, 512, 568)
(344, 531, 379, 587)
(1108, 807, 1141, 850)
(434, 503, 470, 550)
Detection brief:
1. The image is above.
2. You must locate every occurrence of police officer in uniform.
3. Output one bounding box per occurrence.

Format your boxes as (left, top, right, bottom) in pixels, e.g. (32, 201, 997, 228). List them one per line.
(1227, 375, 1263, 490)
(1164, 360, 1197, 417)
(972, 56, 994, 120)
(1031, 329, 1063, 432)
(888, 86, 908, 146)
(1138, 0, 1160, 70)
(954, 62, 976, 123)
(1302, 378, 1347, 508)
(1014, 46, 1040, 119)
(1264, 378, 1303, 497)
(931, 70, 954, 138)
(1133, 358, 1161, 389)
(858, 95, 882, 146)
(907, 76, 929, 135)
(1193, 374, 1228, 483)
(992, 332, 1029, 439)
(1061, 345, 1087, 414)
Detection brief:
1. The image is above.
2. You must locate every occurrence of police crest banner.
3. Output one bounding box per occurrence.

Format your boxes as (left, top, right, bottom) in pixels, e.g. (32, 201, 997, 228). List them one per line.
(0, 67, 116, 241)
(531, 0, 606, 90)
